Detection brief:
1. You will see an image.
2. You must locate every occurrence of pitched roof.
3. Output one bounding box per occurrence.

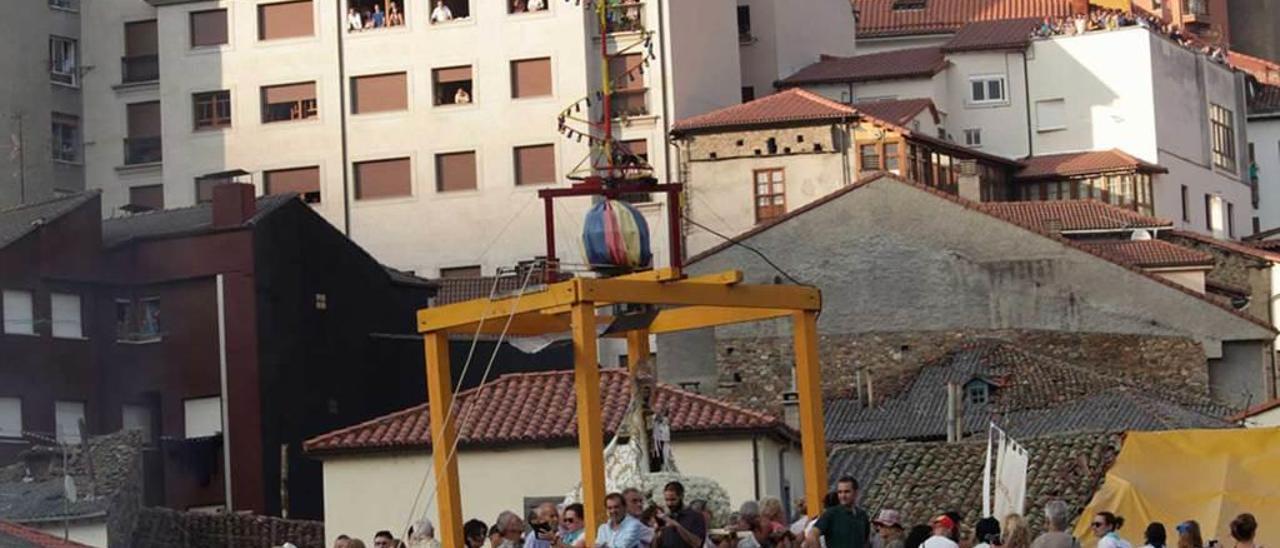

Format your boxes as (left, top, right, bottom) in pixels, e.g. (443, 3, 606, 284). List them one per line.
(0, 430, 143, 524)
(941, 17, 1041, 52)
(1166, 230, 1280, 263)
(1253, 239, 1280, 252)
(852, 0, 1073, 38)
(1230, 50, 1280, 87)
(1075, 240, 1215, 269)
(0, 521, 94, 548)
(0, 192, 98, 251)
(825, 339, 1231, 443)
(101, 193, 296, 247)
(828, 432, 1120, 532)
(1016, 149, 1168, 180)
(1230, 398, 1280, 422)
(778, 47, 948, 86)
(851, 98, 939, 126)
(304, 369, 790, 454)
(1249, 83, 1280, 116)
(672, 89, 858, 134)
(978, 200, 1173, 233)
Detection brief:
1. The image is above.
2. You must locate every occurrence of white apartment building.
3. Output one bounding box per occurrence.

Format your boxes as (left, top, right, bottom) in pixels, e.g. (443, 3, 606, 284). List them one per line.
(781, 22, 1255, 239)
(79, 0, 855, 277)
(1250, 84, 1280, 233)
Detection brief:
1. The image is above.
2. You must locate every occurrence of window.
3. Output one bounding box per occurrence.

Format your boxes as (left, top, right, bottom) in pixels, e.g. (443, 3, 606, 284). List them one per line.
(1035, 98, 1065, 131)
(183, 396, 223, 438)
(603, 1, 642, 33)
(194, 90, 232, 130)
(434, 66, 473, 106)
(1205, 193, 1225, 236)
(619, 139, 648, 164)
(348, 0, 405, 31)
(514, 144, 555, 186)
(884, 143, 900, 172)
(966, 383, 989, 406)
(430, 0, 470, 23)
(122, 20, 159, 83)
(436, 152, 477, 192)
(753, 169, 786, 223)
(190, 9, 229, 47)
(859, 144, 880, 171)
(0, 398, 20, 438)
(50, 293, 82, 339)
(51, 113, 79, 163)
(508, 0, 547, 14)
(194, 174, 235, 204)
(265, 166, 321, 203)
(1227, 202, 1235, 238)
(259, 0, 314, 40)
(609, 54, 647, 117)
(737, 6, 752, 40)
(968, 76, 1006, 104)
(511, 58, 552, 99)
(351, 72, 408, 114)
(116, 297, 161, 341)
(125, 101, 162, 165)
(122, 405, 154, 443)
(741, 86, 755, 103)
(963, 129, 981, 147)
(355, 158, 412, 199)
(1210, 103, 1236, 172)
(128, 185, 164, 211)
(440, 265, 482, 278)
(50, 36, 78, 86)
(1181, 185, 1190, 221)
(55, 401, 85, 444)
(261, 82, 318, 123)
(2, 290, 34, 335)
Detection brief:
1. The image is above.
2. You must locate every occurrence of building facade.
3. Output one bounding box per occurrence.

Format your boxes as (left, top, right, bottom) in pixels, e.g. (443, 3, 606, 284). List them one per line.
(1250, 84, 1280, 232)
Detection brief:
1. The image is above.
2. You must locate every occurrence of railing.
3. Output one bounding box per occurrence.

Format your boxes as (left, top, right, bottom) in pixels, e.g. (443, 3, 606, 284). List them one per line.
(48, 0, 79, 11)
(1183, 0, 1208, 16)
(52, 138, 77, 163)
(604, 2, 644, 34)
(122, 55, 160, 84)
(124, 136, 163, 165)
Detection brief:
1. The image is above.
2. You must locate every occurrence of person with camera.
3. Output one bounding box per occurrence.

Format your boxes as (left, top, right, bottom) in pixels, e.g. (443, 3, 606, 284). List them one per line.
(655, 481, 708, 547)
(526, 502, 563, 548)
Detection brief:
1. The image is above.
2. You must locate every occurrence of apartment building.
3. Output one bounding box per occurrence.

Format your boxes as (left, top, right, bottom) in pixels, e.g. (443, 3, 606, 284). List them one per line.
(79, 0, 855, 277)
(1251, 84, 1280, 232)
(0, 0, 85, 208)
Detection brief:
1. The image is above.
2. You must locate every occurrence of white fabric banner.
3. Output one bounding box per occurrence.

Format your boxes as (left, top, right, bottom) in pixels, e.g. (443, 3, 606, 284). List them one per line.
(982, 425, 995, 517)
(993, 432, 1029, 519)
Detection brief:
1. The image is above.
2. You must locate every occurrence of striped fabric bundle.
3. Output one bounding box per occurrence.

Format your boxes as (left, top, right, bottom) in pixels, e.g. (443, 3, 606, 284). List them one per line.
(582, 199, 652, 270)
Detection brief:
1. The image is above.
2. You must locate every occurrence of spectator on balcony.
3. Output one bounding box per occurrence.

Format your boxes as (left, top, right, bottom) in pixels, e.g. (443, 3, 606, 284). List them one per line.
(512, 0, 526, 11)
(454, 87, 471, 104)
(347, 7, 363, 31)
(431, 0, 453, 23)
(371, 4, 385, 27)
(528, 0, 545, 10)
(388, 2, 403, 25)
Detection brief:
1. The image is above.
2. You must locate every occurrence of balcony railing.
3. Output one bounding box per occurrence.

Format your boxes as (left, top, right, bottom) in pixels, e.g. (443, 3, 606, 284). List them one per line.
(604, 2, 644, 34)
(124, 136, 163, 165)
(122, 55, 160, 84)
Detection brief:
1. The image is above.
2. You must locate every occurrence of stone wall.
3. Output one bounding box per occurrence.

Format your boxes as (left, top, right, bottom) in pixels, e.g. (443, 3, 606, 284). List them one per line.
(701, 329, 1209, 414)
(131, 507, 325, 548)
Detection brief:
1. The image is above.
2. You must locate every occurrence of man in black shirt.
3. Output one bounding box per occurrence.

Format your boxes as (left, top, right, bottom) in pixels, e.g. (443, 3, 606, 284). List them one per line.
(655, 481, 706, 547)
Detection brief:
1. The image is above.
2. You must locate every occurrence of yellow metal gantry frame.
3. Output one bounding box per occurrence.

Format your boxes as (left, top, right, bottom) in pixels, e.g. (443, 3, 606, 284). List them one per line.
(417, 269, 828, 547)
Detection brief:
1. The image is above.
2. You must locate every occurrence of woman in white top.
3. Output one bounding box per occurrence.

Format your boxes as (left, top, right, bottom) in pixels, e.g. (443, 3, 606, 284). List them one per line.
(346, 8, 363, 31)
(1093, 512, 1132, 548)
(430, 0, 453, 23)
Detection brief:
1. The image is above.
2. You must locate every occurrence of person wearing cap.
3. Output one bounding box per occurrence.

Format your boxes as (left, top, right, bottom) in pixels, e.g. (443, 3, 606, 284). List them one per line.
(922, 515, 960, 548)
(805, 476, 872, 548)
(875, 510, 906, 548)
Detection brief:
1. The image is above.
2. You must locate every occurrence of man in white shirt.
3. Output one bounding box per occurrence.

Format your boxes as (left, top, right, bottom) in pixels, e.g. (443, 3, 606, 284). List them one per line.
(431, 0, 453, 23)
(346, 7, 362, 31)
(922, 515, 960, 548)
(598, 493, 646, 548)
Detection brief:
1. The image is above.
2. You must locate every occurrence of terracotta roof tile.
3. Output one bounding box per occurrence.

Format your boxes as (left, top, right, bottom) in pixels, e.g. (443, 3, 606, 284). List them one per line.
(851, 98, 938, 126)
(1230, 398, 1280, 422)
(853, 0, 1073, 38)
(942, 17, 1042, 52)
(779, 47, 947, 86)
(979, 200, 1173, 232)
(1230, 50, 1280, 86)
(672, 89, 857, 134)
(1016, 149, 1168, 180)
(304, 369, 788, 454)
(1253, 239, 1280, 252)
(0, 521, 94, 548)
(1249, 83, 1280, 116)
(1166, 230, 1280, 262)
(1075, 239, 1215, 268)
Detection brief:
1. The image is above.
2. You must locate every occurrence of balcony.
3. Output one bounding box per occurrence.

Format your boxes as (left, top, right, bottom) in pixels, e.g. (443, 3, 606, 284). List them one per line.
(121, 55, 159, 84)
(604, 2, 644, 34)
(124, 136, 162, 165)
(610, 89, 649, 118)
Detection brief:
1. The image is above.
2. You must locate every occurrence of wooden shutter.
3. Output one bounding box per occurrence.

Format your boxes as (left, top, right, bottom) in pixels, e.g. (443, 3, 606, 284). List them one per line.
(355, 158, 412, 199)
(609, 53, 644, 90)
(436, 151, 477, 191)
(263, 82, 316, 104)
(265, 166, 321, 196)
(259, 1, 314, 40)
(434, 66, 472, 84)
(511, 58, 552, 98)
(352, 73, 408, 113)
(129, 185, 165, 209)
(514, 145, 555, 186)
(125, 20, 158, 55)
(191, 9, 229, 47)
(127, 101, 161, 137)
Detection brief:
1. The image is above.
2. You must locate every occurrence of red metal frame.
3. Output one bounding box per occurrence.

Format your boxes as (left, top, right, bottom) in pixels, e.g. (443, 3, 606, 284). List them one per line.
(538, 179, 684, 282)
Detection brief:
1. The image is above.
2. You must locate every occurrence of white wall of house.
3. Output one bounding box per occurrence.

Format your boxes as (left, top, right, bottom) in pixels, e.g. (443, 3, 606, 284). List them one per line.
(852, 35, 952, 56)
(940, 51, 1030, 157)
(736, 0, 856, 101)
(1150, 269, 1208, 293)
(1242, 405, 1280, 427)
(318, 435, 800, 546)
(1251, 116, 1280, 232)
(33, 519, 108, 548)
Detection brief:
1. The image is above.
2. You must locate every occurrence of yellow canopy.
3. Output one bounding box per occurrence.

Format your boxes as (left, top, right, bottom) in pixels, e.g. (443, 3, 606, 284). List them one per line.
(1074, 428, 1280, 548)
(1089, 0, 1132, 10)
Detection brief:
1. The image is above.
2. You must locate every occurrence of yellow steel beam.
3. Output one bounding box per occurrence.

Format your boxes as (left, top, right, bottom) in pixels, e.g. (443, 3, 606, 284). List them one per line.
(538, 270, 745, 316)
(572, 302, 607, 545)
(576, 278, 821, 310)
(424, 333, 464, 546)
(625, 329, 651, 373)
(792, 311, 828, 518)
(445, 312, 574, 337)
(417, 281, 577, 333)
(609, 267, 681, 282)
(646, 306, 794, 334)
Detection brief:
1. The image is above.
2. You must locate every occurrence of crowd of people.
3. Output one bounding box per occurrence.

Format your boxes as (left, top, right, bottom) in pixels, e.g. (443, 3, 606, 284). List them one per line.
(327, 478, 1264, 548)
(346, 2, 404, 31)
(1029, 8, 1228, 64)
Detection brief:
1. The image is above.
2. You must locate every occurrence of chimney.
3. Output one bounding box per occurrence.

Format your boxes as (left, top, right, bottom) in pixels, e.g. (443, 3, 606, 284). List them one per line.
(780, 391, 800, 431)
(212, 183, 257, 228)
(957, 159, 981, 202)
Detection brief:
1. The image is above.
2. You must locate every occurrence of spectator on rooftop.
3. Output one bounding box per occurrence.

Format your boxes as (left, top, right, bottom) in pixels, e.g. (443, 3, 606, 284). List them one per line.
(1031, 501, 1077, 548)
(430, 0, 453, 23)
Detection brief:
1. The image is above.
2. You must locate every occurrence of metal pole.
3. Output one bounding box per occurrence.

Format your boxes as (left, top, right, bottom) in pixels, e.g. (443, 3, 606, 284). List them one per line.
(598, 2, 613, 178)
(17, 114, 26, 205)
(216, 275, 234, 510)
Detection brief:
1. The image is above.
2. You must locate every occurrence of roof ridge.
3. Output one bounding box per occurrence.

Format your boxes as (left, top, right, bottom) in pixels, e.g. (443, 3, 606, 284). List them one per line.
(303, 401, 431, 450)
(0, 191, 97, 215)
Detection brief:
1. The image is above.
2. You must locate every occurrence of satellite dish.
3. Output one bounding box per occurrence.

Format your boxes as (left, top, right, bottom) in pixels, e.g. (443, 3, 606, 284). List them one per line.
(1131, 229, 1153, 241)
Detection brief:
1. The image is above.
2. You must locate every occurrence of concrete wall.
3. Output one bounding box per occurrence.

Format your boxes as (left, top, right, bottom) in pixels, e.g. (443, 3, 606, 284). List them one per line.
(1153, 269, 1208, 293)
(736, 0, 780, 100)
(939, 51, 1030, 158)
(1209, 340, 1272, 406)
(852, 35, 952, 56)
(737, 0, 855, 100)
(0, 2, 84, 207)
(34, 519, 109, 548)
(318, 435, 799, 546)
(1252, 117, 1280, 232)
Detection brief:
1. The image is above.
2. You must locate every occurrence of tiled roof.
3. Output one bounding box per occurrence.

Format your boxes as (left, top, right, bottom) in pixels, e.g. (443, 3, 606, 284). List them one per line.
(672, 89, 857, 134)
(853, 0, 1073, 38)
(0, 430, 143, 523)
(102, 193, 296, 247)
(778, 47, 947, 86)
(851, 98, 938, 126)
(1016, 149, 1168, 180)
(942, 17, 1041, 52)
(1074, 240, 1214, 269)
(1253, 239, 1280, 252)
(1249, 83, 1280, 116)
(829, 432, 1121, 532)
(1230, 50, 1280, 87)
(0, 192, 98, 251)
(824, 339, 1231, 444)
(1230, 398, 1280, 422)
(979, 200, 1172, 233)
(1166, 230, 1280, 263)
(0, 521, 94, 548)
(304, 369, 789, 454)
